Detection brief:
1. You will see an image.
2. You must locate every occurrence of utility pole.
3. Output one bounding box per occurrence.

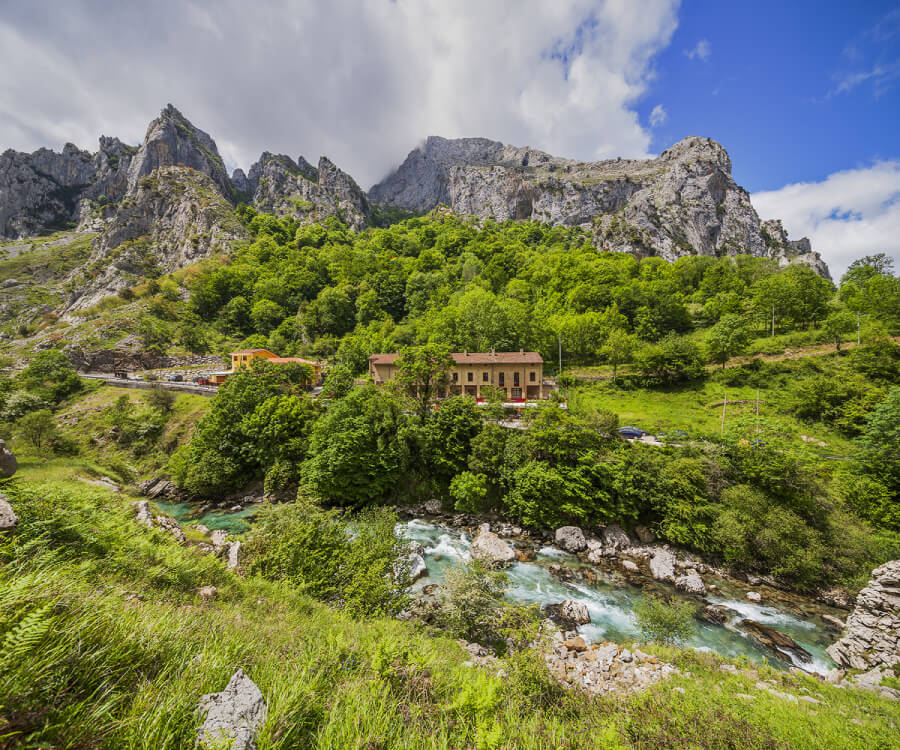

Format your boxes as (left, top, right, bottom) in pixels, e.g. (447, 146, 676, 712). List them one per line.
(558, 332, 562, 375)
(721, 391, 727, 434)
(756, 389, 760, 438)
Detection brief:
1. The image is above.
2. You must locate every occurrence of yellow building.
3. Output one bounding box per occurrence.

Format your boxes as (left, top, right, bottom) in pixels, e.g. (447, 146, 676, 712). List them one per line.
(368, 350, 552, 402)
(230, 349, 323, 380)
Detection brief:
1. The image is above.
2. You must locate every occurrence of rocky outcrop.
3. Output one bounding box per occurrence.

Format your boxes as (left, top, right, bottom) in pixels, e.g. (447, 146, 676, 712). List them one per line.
(64, 167, 248, 311)
(760, 219, 831, 279)
(197, 668, 267, 750)
(674, 571, 706, 596)
(827, 560, 900, 670)
(601, 524, 630, 552)
(543, 600, 591, 628)
(370, 135, 827, 274)
(471, 525, 516, 565)
(0, 493, 17, 530)
(554, 526, 587, 552)
(132, 500, 154, 528)
(0, 440, 17, 478)
(248, 152, 371, 231)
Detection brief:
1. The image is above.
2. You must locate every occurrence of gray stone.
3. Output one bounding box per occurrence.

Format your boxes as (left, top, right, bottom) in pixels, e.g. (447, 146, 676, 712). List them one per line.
(226, 541, 241, 571)
(0, 440, 17, 478)
(554, 526, 586, 552)
(633, 524, 655, 544)
(621, 559, 639, 574)
(197, 668, 267, 750)
(0, 494, 18, 530)
(423, 499, 443, 515)
(746, 591, 762, 603)
(649, 548, 676, 582)
(827, 560, 900, 671)
(132, 500, 153, 528)
(674, 571, 706, 596)
(559, 600, 591, 625)
(601, 523, 630, 551)
(471, 529, 516, 566)
(210, 529, 228, 551)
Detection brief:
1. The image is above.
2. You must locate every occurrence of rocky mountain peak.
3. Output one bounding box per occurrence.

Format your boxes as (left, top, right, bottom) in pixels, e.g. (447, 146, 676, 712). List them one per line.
(126, 105, 232, 198)
(659, 136, 732, 173)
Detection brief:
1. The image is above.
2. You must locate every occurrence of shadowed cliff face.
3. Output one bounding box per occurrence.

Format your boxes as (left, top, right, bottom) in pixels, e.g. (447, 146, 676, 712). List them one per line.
(369, 135, 828, 275)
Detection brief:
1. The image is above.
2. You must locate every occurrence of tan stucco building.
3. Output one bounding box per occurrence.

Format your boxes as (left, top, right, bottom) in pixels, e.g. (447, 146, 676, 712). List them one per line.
(368, 350, 552, 402)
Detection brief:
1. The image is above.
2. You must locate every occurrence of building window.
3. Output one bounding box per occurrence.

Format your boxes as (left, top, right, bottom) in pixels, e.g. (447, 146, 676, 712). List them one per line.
(514, 372, 520, 387)
(467, 371, 473, 382)
(499, 372, 505, 386)
(511, 388, 522, 399)
(482, 372, 489, 382)
(453, 372, 458, 382)
(530, 371, 536, 382)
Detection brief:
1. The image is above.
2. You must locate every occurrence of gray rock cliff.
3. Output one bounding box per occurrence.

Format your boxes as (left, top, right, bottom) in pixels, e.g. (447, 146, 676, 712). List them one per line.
(370, 135, 827, 275)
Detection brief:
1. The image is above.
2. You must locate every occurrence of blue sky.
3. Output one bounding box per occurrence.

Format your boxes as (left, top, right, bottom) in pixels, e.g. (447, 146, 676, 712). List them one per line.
(639, 1, 899, 193)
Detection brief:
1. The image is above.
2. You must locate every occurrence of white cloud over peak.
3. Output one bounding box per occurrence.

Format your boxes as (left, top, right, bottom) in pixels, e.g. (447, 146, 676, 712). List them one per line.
(685, 39, 711, 62)
(752, 162, 900, 281)
(0, 0, 679, 188)
(649, 104, 668, 127)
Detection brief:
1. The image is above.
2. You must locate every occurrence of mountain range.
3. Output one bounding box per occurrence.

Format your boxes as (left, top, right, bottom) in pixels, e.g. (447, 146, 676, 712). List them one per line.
(0, 104, 830, 306)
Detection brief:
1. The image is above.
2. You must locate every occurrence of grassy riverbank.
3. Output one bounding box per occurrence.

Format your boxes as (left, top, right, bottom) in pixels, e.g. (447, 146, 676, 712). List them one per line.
(1, 474, 898, 749)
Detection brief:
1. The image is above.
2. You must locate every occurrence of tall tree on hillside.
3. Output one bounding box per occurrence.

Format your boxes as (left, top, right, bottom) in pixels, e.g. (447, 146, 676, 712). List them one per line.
(395, 344, 454, 419)
(823, 310, 856, 351)
(600, 328, 638, 381)
(706, 315, 752, 369)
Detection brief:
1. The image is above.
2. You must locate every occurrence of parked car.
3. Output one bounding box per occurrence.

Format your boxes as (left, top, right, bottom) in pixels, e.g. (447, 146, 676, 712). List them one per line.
(166, 374, 183, 382)
(617, 426, 647, 439)
(196, 376, 213, 386)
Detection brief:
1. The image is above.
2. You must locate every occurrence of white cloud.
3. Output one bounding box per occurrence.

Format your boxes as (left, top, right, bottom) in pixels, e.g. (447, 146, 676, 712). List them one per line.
(684, 39, 711, 62)
(752, 162, 900, 281)
(649, 104, 667, 127)
(0, 0, 679, 188)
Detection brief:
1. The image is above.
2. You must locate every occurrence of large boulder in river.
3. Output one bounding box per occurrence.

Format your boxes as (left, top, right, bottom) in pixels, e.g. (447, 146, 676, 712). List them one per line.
(197, 668, 267, 750)
(827, 560, 900, 670)
(0, 440, 17, 478)
(741, 619, 812, 664)
(471, 528, 516, 566)
(543, 599, 591, 628)
(554, 526, 586, 552)
(649, 548, 676, 582)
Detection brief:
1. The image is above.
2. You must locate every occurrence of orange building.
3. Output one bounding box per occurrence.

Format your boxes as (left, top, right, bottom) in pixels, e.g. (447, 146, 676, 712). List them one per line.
(368, 350, 552, 402)
(230, 349, 323, 380)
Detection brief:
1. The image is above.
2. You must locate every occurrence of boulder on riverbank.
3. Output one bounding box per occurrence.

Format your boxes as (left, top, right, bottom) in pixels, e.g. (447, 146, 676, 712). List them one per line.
(554, 526, 586, 552)
(543, 599, 591, 628)
(674, 571, 706, 596)
(827, 560, 900, 670)
(649, 548, 676, 582)
(0, 493, 17, 529)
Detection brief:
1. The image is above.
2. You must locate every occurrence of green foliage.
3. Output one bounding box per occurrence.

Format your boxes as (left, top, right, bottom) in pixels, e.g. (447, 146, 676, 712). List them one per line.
(18, 409, 59, 449)
(395, 343, 454, 418)
(706, 314, 752, 368)
(450, 471, 489, 512)
(822, 310, 855, 351)
(17, 350, 82, 404)
(600, 327, 637, 379)
(145, 386, 176, 413)
(636, 333, 705, 384)
(244, 496, 411, 617)
(320, 363, 355, 399)
(438, 559, 508, 644)
(633, 596, 697, 645)
(301, 385, 413, 507)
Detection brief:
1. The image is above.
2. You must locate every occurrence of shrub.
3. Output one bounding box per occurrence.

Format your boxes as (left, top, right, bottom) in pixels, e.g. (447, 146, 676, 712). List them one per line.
(145, 387, 176, 413)
(18, 409, 59, 450)
(633, 596, 696, 645)
(17, 350, 82, 404)
(450, 471, 489, 512)
(438, 559, 508, 644)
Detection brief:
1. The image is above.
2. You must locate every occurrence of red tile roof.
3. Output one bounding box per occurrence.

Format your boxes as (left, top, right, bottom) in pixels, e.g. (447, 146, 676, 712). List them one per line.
(369, 351, 543, 365)
(231, 349, 275, 355)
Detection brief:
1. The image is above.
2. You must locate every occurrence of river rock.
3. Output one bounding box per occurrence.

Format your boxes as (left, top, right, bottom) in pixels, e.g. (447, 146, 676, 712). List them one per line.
(471, 528, 516, 565)
(400, 553, 427, 582)
(554, 526, 586, 552)
(550, 599, 590, 627)
(674, 571, 706, 596)
(197, 668, 267, 750)
(746, 591, 761, 603)
(210, 529, 228, 552)
(155, 515, 187, 545)
(585, 538, 607, 562)
(423, 499, 443, 515)
(633, 524, 655, 544)
(226, 541, 241, 571)
(821, 614, 845, 631)
(0, 494, 17, 529)
(649, 548, 676, 582)
(621, 559, 639, 574)
(601, 524, 630, 551)
(741, 619, 812, 663)
(702, 605, 729, 625)
(132, 500, 153, 528)
(827, 560, 900, 670)
(0, 440, 17, 478)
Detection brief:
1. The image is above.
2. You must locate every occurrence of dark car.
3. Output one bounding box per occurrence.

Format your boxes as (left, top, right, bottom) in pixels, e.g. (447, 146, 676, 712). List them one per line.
(617, 426, 647, 439)
(166, 374, 183, 382)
